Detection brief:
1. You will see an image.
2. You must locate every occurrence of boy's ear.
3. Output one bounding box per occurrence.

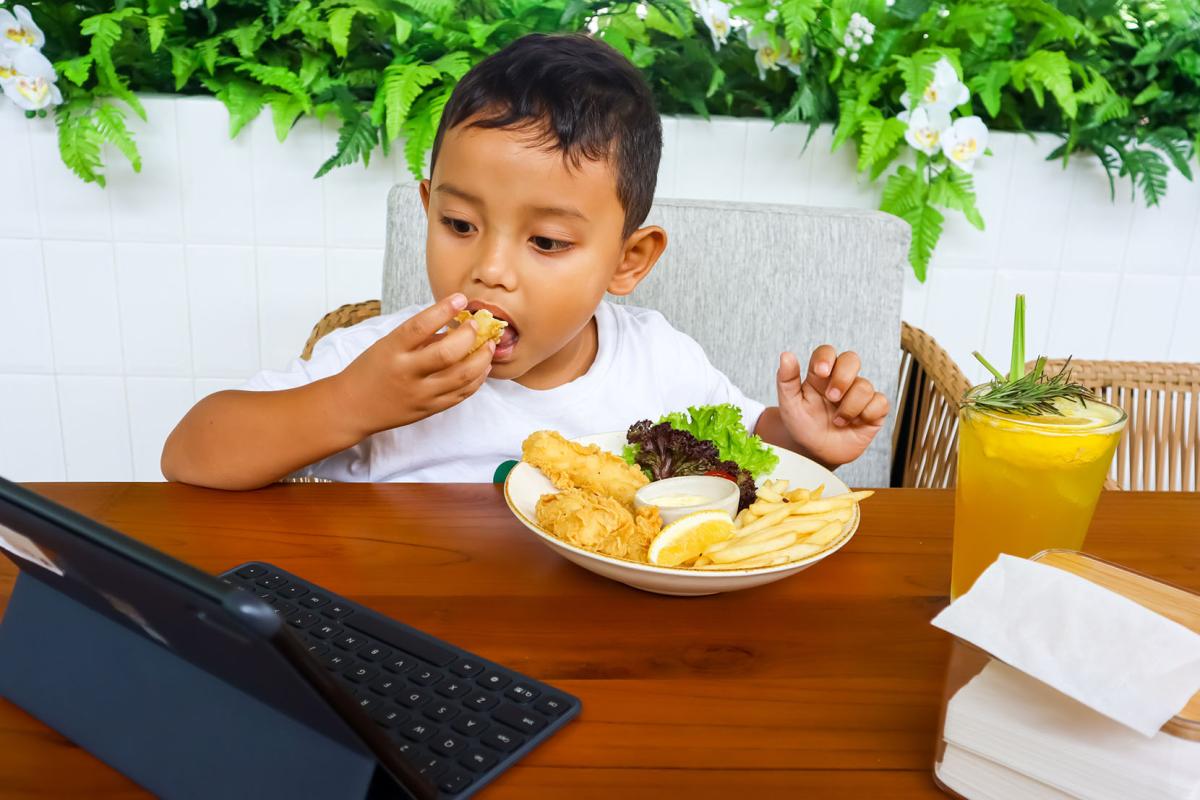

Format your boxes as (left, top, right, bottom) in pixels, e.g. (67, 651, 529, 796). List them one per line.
(419, 179, 431, 213)
(608, 225, 668, 296)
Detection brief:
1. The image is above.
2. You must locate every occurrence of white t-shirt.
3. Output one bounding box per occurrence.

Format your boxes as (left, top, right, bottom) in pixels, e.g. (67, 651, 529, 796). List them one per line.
(242, 301, 766, 482)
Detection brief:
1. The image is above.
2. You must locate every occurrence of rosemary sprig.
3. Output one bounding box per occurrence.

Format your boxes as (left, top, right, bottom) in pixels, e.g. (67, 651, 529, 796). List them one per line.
(963, 294, 1095, 416)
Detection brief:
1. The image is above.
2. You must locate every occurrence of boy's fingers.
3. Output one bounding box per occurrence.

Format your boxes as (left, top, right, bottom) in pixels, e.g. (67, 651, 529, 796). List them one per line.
(776, 352, 803, 398)
(413, 318, 478, 374)
(859, 393, 890, 425)
(834, 377, 875, 425)
(805, 345, 837, 391)
(426, 338, 494, 393)
(823, 351, 861, 403)
(391, 294, 468, 350)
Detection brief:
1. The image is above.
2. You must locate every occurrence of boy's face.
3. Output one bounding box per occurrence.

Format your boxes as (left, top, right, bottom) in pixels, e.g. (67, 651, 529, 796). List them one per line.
(420, 120, 664, 387)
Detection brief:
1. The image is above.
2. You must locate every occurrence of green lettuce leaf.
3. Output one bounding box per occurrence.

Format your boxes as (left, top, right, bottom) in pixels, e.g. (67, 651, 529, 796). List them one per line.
(660, 404, 778, 478)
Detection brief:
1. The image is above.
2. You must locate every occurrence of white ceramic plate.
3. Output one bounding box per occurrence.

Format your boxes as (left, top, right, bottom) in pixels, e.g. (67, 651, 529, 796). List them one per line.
(504, 432, 860, 596)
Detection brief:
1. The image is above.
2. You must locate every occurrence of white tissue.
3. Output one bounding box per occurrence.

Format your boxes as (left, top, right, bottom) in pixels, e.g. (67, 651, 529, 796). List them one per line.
(932, 554, 1200, 737)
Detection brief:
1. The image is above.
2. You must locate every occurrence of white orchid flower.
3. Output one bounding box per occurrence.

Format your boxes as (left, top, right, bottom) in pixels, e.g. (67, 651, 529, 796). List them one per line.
(941, 116, 989, 172)
(921, 58, 970, 111)
(902, 106, 950, 156)
(696, 0, 733, 50)
(747, 30, 790, 80)
(0, 47, 62, 111)
(0, 5, 45, 53)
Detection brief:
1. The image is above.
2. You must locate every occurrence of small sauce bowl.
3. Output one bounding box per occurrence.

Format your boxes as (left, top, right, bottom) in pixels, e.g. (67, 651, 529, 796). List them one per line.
(633, 475, 740, 526)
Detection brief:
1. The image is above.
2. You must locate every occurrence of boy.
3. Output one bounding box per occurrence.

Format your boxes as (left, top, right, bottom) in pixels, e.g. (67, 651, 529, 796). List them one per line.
(161, 34, 889, 490)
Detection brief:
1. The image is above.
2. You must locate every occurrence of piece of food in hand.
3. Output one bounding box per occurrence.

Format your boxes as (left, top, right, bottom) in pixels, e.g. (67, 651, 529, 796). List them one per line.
(646, 510, 736, 567)
(523, 430, 649, 508)
(624, 420, 758, 511)
(535, 488, 661, 561)
(453, 309, 507, 354)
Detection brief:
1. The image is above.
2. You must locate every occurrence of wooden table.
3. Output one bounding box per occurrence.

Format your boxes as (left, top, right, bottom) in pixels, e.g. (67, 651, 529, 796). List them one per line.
(0, 485, 1196, 799)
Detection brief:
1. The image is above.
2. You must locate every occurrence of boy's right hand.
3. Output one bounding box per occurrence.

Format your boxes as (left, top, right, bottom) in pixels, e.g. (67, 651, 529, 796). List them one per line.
(335, 293, 494, 436)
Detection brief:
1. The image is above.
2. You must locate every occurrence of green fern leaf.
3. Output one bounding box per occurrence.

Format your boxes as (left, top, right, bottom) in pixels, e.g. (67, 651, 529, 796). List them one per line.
(896, 52, 940, 109)
(236, 62, 312, 111)
(1144, 128, 1193, 181)
(392, 13, 414, 45)
(80, 13, 126, 61)
(969, 61, 1011, 118)
(146, 16, 167, 53)
(56, 104, 106, 187)
(880, 165, 924, 217)
(831, 90, 861, 153)
(266, 0, 283, 27)
(1120, 149, 1169, 206)
(432, 51, 471, 81)
(197, 39, 220, 75)
(858, 116, 906, 173)
(379, 63, 440, 142)
(94, 105, 141, 173)
(327, 7, 357, 57)
(394, 0, 455, 21)
(779, 0, 821, 46)
(402, 87, 451, 179)
(1015, 51, 1076, 119)
(1132, 83, 1163, 106)
(315, 110, 379, 178)
(267, 92, 306, 142)
(903, 202, 944, 282)
(929, 167, 984, 230)
(168, 47, 199, 90)
(228, 21, 266, 59)
(58, 56, 94, 87)
(214, 81, 266, 138)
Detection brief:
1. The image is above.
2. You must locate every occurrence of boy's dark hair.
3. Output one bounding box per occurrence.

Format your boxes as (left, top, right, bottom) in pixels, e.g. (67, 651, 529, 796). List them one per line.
(430, 33, 661, 238)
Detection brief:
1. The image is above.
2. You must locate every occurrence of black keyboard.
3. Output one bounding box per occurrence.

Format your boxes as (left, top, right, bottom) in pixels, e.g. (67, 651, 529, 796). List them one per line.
(219, 562, 580, 798)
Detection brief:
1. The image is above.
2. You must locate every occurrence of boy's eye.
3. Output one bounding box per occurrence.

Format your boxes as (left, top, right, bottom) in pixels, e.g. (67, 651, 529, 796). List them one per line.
(441, 216, 475, 235)
(531, 236, 571, 253)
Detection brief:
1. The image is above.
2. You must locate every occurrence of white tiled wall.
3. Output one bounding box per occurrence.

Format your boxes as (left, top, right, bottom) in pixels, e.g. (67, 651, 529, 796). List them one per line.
(2, 102, 1197, 481)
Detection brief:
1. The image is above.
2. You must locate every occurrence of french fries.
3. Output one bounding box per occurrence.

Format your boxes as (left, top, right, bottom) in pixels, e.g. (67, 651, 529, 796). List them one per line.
(692, 480, 872, 571)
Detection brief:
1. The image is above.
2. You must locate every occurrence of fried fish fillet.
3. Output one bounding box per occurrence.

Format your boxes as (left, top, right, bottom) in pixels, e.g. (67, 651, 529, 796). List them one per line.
(536, 488, 662, 561)
(522, 430, 649, 508)
(454, 309, 508, 353)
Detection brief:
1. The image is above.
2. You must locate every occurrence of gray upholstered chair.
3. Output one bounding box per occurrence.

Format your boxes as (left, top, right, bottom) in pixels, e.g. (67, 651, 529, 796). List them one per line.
(375, 186, 909, 487)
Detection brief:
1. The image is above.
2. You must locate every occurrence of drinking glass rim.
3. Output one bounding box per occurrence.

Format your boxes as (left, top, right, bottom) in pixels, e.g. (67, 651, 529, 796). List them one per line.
(960, 384, 1128, 433)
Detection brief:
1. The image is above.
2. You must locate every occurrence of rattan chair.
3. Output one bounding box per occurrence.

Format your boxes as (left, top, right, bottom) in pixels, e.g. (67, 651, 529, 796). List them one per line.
(1037, 360, 1200, 492)
(300, 300, 382, 361)
(891, 322, 972, 488)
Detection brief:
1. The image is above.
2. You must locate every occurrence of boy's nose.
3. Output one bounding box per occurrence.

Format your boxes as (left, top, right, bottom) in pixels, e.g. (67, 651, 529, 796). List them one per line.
(471, 240, 518, 290)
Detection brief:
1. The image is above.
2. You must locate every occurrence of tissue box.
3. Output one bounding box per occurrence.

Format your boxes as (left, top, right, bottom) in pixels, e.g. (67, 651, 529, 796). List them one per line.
(933, 550, 1200, 800)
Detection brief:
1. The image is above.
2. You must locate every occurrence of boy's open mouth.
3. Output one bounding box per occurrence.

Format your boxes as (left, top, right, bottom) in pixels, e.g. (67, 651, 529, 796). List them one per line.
(467, 300, 518, 361)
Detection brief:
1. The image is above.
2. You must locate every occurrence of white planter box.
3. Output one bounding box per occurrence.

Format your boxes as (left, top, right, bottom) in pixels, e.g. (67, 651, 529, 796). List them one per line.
(2, 97, 1198, 481)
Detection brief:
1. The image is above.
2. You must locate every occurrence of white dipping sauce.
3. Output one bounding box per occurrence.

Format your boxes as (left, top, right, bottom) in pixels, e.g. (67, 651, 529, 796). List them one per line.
(650, 494, 711, 508)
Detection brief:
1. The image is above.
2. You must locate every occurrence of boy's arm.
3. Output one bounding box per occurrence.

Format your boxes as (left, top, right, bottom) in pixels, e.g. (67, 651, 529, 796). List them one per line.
(161, 294, 493, 490)
(160, 377, 366, 490)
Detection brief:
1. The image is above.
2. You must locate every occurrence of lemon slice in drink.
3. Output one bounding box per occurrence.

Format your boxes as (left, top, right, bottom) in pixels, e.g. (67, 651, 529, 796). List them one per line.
(647, 510, 736, 567)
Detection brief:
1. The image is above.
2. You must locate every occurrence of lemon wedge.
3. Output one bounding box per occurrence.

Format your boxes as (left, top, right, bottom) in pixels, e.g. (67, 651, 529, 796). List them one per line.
(647, 510, 736, 567)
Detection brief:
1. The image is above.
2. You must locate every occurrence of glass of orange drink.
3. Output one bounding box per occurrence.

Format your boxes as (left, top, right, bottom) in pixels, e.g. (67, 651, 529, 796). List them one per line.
(949, 295, 1127, 599)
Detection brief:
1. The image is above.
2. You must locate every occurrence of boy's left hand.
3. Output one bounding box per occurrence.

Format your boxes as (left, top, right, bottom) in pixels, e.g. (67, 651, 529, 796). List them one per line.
(776, 346, 889, 468)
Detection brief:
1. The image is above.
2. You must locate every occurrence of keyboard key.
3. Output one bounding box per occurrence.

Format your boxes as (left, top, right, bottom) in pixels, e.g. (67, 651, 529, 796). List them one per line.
(395, 689, 430, 709)
(494, 704, 548, 735)
(271, 602, 296, 617)
(322, 652, 351, 671)
(417, 756, 445, 779)
(334, 633, 367, 651)
(505, 683, 540, 704)
(424, 703, 459, 723)
(383, 656, 416, 675)
(306, 643, 329, 658)
(477, 672, 511, 691)
(343, 664, 379, 684)
(430, 734, 465, 757)
(234, 565, 267, 579)
(481, 727, 524, 753)
(372, 705, 407, 728)
(435, 678, 470, 699)
(450, 659, 483, 678)
(534, 696, 569, 717)
(368, 676, 404, 696)
(254, 573, 288, 590)
(277, 584, 309, 600)
(256, 594, 277, 606)
(310, 622, 342, 640)
(342, 616, 456, 667)
(459, 748, 498, 773)
(451, 714, 488, 737)
(322, 602, 354, 619)
(358, 644, 392, 662)
(400, 721, 437, 742)
(410, 669, 441, 687)
(300, 593, 330, 610)
(438, 766, 474, 794)
(286, 611, 321, 630)
(464, 691, 498, 712)
(354, 694, 380, 714)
